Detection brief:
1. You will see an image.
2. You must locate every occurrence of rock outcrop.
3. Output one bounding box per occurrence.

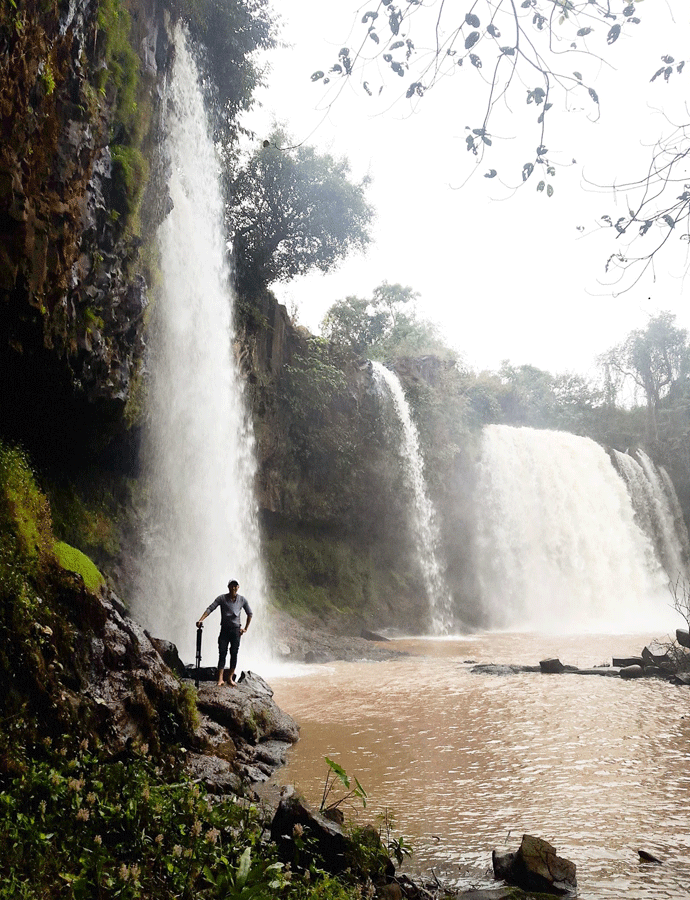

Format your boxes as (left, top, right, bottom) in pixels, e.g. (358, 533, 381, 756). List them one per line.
(493, 834, 577, 895)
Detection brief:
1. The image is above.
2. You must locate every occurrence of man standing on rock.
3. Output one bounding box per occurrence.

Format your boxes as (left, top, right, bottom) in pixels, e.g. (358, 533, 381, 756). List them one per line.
(196, 580, 253, 687)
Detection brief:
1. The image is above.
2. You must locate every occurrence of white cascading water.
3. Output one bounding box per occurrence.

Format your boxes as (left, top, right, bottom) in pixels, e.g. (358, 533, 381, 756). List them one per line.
(371, 362, 453, 632)
(133, 26, 270, 667)
(612, 449, 689, 585)
(475, 425, 677, 633)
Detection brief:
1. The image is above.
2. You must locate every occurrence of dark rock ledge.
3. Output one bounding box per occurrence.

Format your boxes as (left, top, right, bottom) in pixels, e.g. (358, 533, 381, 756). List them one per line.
(471, 637, 690, 685)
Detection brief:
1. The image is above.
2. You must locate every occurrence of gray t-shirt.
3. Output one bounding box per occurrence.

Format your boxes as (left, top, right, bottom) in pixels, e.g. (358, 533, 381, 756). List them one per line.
(205, 592, 252, 628)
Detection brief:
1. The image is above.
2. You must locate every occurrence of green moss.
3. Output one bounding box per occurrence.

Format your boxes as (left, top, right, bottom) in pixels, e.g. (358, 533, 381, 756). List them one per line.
(0, 444, 53, 568)
(97, 0, 140, 138)
(54, 541, 105, 593)
(110, 143, 148, 223)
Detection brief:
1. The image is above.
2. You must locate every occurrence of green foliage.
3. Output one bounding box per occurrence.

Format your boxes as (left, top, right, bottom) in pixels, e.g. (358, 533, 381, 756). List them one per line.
(0, 732, 367, 900)
(97, 0, 140, 138)
(600, 311, 690, 441)
(0, 443, 53, 571)
(228, 126, 374, 297)
(48, 479, 122, 563)
(110, 143, 149, 223)
(321, 758, 367, 813)
(54, 541, 105, 593)
(264, 525, 425, 629)
(321, 282, 454, 359)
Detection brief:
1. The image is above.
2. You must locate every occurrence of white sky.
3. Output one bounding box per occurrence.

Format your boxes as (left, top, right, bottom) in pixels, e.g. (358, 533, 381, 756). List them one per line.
(244, 1, 690, 377)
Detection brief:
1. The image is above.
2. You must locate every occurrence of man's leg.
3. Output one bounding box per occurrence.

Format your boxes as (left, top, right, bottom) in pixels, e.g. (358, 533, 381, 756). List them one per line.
(217, 627, 230, 686)
(228, 628, 241, 686)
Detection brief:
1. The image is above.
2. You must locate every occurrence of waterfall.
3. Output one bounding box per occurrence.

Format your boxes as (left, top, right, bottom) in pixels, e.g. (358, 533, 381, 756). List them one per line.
(371, 362, 453, 633)
(612, 449, 690, 585)
(133, 25, 270, 666)
(475, 425, 677, 633)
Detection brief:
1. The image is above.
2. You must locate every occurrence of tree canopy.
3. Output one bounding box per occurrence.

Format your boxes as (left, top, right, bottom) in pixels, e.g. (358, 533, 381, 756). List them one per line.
(320, 282, 452, 358)
(227, 126, 374, 297)
(600, 311, 690, 441)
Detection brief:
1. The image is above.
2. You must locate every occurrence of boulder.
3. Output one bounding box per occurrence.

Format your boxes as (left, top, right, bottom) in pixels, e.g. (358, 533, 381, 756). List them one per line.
(540, 658, 565, 674)
(641, 641, 673, 668)
(493, 834, 577, 895)
(149, 635, 186, 677)
(676, 629, 690, 649)
(620, 665, 645, 679)
(471, 664, 540, 676)
(361, 628, 390, 642)
(270, 789, 351, 874)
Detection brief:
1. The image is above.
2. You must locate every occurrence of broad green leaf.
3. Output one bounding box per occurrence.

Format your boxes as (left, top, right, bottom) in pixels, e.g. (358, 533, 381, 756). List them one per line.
(236, 847, 252, 889)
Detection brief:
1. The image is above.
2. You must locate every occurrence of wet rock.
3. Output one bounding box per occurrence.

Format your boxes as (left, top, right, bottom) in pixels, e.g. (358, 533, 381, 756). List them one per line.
(620, 665, 645, 679)
(575, 667, 621, 677)
(493, 834, 577, 895)
(185, 751, 243, 795)
(540, 658, 565, 674)
(641, 642, 673, 668)
(676, 629, 690, 649)
(271, 789, 350, 874)
(194, 671, 299, 745)
(613, 656, 644, 668)
(149, 636, 186, 676)
(471, 664, 540, 676)
(361, 628, 390, 642)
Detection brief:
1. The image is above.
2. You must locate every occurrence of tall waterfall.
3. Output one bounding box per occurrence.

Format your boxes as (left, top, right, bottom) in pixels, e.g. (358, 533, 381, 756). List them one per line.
(475, 425, 680, 633)
(372, 362, 453, 632)
(134, 26, 269, 666)
(612, 449, 690, 585)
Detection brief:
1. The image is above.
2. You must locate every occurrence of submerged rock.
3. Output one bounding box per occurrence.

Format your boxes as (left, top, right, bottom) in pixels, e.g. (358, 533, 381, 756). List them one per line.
(620, 665, 645, 679)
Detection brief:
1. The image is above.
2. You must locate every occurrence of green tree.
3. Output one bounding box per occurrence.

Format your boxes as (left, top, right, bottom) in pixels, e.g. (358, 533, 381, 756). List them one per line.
(227, 126, 374, 297)
(321, 281, 449, 358)
(601, 311, 690, 442)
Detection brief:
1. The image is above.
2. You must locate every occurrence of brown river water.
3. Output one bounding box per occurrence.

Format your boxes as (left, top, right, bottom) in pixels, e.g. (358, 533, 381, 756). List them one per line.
(266, 633, 690, 898)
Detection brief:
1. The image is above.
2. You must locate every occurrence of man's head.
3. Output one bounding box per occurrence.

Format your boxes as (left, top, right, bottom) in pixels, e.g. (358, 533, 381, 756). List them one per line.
(228, 579, 239, 595)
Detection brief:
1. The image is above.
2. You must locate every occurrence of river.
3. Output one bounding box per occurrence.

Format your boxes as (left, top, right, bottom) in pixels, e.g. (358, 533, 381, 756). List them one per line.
(266, 633, 690, 898)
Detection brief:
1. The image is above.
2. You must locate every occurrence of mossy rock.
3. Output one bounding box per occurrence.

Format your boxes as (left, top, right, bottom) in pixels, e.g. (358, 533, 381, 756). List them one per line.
(54, 540, 105, 593)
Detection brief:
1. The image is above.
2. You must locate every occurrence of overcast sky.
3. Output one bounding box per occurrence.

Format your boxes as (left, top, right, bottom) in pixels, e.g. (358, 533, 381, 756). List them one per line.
(244, 1, 690, 377)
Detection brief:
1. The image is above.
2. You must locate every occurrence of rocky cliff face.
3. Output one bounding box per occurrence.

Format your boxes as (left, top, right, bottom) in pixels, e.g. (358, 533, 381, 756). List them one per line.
(0, 0, 168, 462)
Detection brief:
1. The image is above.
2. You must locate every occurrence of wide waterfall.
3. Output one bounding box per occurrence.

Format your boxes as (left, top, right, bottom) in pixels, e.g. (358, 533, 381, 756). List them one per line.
(133, 26, 269, 666)
(475, 425, 681, 633)
(371, 362, 453, 632)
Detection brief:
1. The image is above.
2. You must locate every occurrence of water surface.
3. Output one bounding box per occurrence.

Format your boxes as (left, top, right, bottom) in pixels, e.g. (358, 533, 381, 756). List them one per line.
(268, 634, 690, 898)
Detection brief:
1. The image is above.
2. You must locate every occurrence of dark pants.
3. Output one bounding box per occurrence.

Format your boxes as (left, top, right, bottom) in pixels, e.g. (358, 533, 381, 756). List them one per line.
(218, 624, 241, 673)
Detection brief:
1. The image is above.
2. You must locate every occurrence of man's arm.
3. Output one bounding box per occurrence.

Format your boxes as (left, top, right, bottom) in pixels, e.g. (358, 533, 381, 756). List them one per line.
(240, 599, 253, 635)
(196, 596, 219, 628)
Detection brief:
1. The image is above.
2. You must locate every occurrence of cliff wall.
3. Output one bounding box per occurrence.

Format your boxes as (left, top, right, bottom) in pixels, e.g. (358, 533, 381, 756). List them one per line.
(0, 0, 168, 463)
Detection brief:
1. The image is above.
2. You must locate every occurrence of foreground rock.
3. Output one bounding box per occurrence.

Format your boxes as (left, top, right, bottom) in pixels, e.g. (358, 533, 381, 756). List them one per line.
(493, 834, 577, 895)
(189, 671, 299, 788)
(78, 589, 299, 791)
